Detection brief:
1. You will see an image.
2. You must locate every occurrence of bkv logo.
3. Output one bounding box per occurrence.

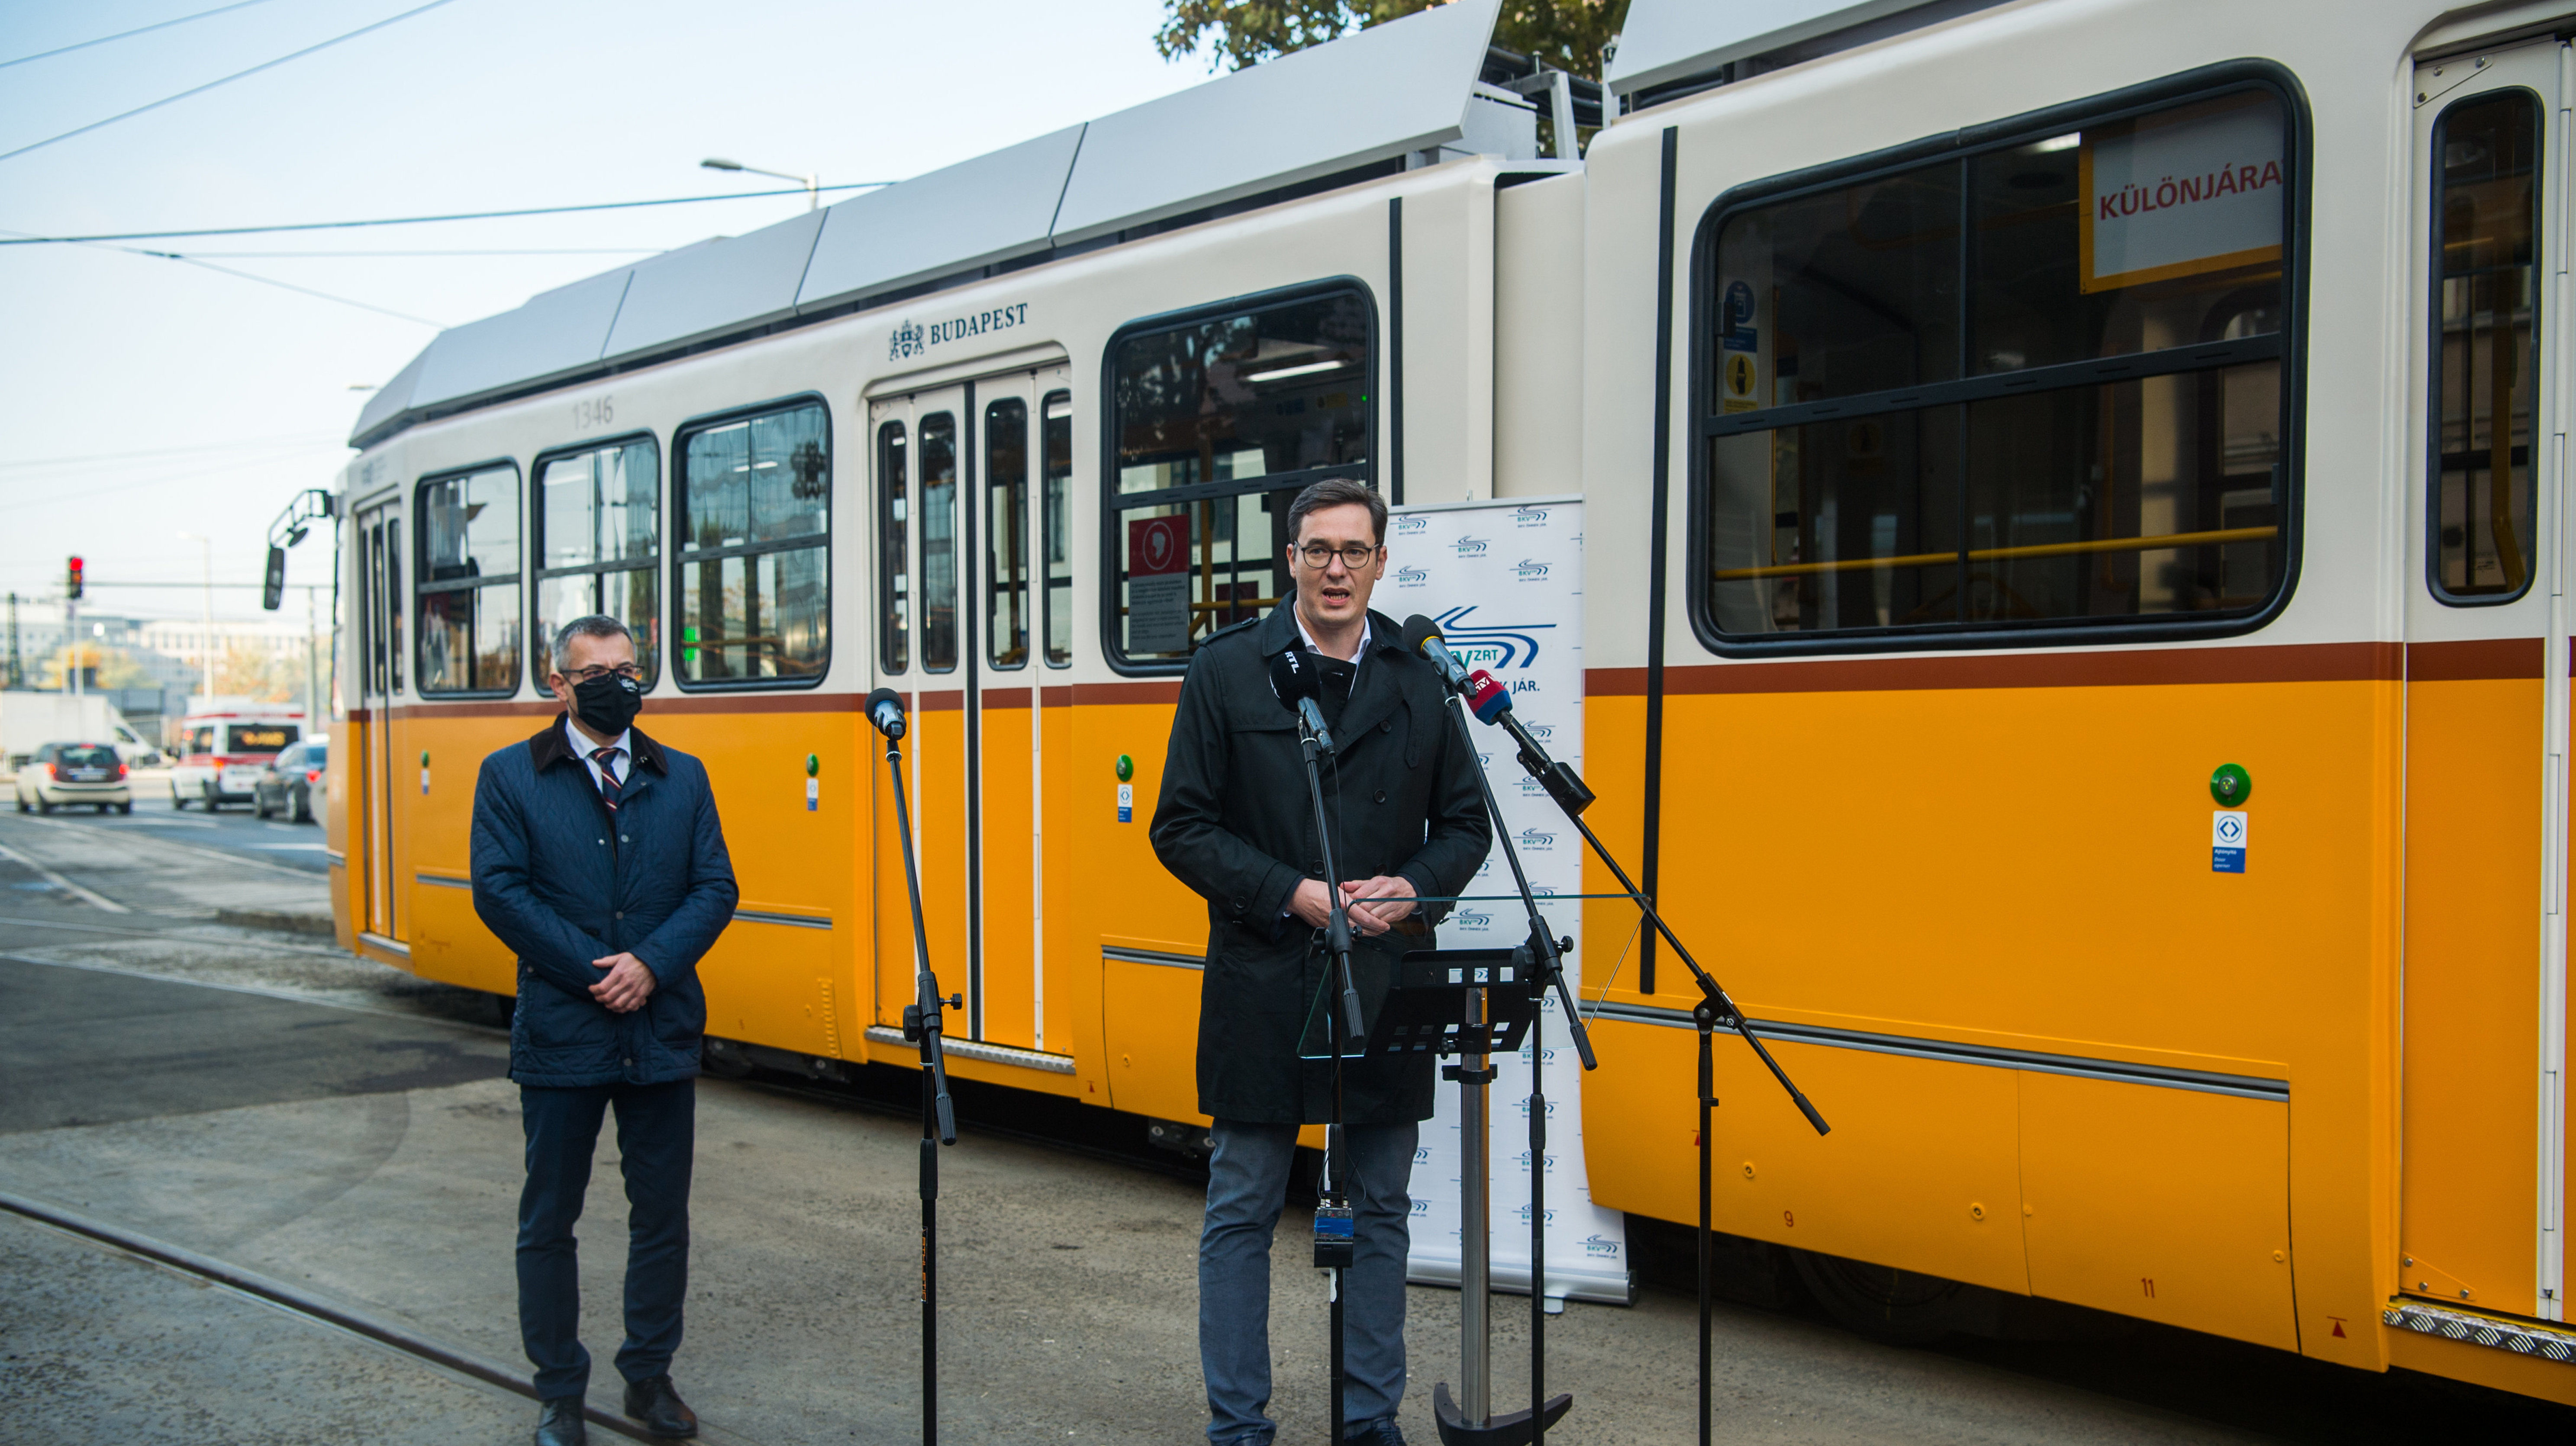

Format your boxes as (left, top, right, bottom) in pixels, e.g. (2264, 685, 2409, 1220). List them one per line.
(1431, 606, 1554, 669)
(1452, 535, 1490, 557)
(1582, 1233, 1621, 1259)
(1452, 905, 1493, 930)
(1395, 564, 1428, 589)
(1518, 1097, 1559, 1118)
(1411, 1198, 1432, 1217)
(1414, 1145, 1433, 1163)
(1516, 1149, 1558, 1174)
(1394, 514, 1430, 535)
(1522, 722, 1553, 742)
(1515, 1205, 1559, 1225)
(888, 320, 925, 361)
(1513, 505, 1551, 528)
(1519, 826, 1556, 851)
(1512, 559, 1551, 582)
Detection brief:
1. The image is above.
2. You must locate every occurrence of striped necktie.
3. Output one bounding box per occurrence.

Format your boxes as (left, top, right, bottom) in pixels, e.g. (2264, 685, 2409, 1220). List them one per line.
(594, 746, 624, 812)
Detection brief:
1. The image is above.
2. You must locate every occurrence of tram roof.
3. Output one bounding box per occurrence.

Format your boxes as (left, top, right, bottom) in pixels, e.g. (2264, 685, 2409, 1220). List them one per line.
(351, 0, 1507, 450)
(1603, 0, 1952, 103)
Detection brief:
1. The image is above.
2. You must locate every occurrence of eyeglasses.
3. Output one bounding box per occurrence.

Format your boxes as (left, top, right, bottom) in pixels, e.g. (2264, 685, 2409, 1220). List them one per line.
(561, 663, 643, 684)
(1294, 542, 1380, 570)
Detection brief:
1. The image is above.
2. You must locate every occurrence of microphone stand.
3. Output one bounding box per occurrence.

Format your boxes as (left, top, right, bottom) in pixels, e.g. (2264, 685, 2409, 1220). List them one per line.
(1290, 706, 1363, 1443)
(1469, 690, 1829, 1446)
(1434, 695, 1577, 1446)
(881, 723, 960, 1446)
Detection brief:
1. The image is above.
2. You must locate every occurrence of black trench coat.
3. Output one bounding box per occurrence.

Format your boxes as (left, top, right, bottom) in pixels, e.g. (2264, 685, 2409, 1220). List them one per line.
(1150, 601, 1492, 1125)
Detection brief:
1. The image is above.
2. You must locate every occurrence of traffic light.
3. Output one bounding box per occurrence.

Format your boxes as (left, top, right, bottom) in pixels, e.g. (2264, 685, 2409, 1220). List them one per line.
(66, 555, 82, 600)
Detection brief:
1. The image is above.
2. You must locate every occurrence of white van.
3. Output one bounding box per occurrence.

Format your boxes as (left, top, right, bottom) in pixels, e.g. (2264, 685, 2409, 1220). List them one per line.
(171, 708, 305, 811)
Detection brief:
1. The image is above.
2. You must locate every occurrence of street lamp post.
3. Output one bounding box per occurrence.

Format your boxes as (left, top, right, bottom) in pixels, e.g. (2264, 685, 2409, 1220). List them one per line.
(177, 532, 214, 703)
(702, 156, 819, 211)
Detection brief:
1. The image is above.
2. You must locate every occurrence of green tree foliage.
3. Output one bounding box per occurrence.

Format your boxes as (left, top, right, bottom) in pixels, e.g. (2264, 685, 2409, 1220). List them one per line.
(1157, 0, 1630, 77)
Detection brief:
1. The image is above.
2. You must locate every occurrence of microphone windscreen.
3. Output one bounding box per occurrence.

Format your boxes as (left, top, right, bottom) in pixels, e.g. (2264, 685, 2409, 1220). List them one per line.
(1266, 648, 1319, 710)
(1466, 669, 1511, 723)
(864, 686, 906, 737)
(1399, 614, 1440, 658)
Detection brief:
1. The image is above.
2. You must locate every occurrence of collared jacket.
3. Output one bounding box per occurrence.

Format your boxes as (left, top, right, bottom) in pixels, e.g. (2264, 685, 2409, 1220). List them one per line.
(1150, 601, 1492, 1125)
(471, 716, 738, 1088)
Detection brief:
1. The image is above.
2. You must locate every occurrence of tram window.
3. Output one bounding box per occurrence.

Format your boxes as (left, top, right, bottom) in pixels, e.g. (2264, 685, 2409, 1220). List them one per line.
(879, 421, 909, 673)
(1699, 85, 2296, 644)
(1042, 391, 1074, 667)
(416, 465, 521, 694)
(386, 519, 404, 694)
(675, 400, 829, 686)
(987, 398, 1031, 668)
(1106, 284, 1373, 664)
(921, 412, 959, 671)
(533, 437, 659, 687)
(2430, 90, 2541, 603)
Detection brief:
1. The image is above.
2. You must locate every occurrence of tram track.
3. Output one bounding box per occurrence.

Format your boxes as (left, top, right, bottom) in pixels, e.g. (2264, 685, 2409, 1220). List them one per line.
(0, 1188, 766, 1446)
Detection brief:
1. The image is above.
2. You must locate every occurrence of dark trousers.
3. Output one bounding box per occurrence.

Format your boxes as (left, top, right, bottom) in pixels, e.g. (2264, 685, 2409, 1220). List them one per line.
(518, 1078, 695, 1401)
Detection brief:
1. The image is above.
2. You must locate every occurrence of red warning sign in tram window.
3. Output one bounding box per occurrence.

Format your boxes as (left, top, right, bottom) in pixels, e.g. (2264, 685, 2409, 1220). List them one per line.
(1129, 514, 1189, 576)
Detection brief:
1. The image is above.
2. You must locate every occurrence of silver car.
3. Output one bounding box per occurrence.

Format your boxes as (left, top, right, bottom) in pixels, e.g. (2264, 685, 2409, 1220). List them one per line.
(13, 741, 133, 814)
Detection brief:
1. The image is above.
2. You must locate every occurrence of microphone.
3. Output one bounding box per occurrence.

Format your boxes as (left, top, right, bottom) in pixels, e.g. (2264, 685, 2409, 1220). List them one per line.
(1266, 649, 1335, 755)
(864, 686, 907, 741)
(1464, 668, 1512, 724)
(1399, 614, 1473, 693)
(1457, 668, 1596, 817)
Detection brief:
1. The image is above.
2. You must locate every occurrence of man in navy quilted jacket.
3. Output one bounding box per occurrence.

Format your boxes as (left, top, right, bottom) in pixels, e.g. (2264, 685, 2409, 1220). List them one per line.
(472, 614, 738, 1446)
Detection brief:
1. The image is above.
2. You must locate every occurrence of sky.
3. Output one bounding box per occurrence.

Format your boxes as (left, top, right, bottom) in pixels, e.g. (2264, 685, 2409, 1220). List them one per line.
(0, 0, 1214, 622)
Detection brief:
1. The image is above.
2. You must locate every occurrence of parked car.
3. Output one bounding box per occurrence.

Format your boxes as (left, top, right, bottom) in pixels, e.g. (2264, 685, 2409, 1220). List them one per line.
(13, 741, 132, 814)
(251, 736, 328, 823)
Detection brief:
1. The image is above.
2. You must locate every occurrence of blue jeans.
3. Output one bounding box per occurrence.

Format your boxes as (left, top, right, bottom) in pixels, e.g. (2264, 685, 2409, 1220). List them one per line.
(517, 1079, 695, 1401)
(1201, 1118, 1418, 1444)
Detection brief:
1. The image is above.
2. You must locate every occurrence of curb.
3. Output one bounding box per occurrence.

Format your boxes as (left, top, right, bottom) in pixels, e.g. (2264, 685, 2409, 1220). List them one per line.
(215, 907, 337, 938)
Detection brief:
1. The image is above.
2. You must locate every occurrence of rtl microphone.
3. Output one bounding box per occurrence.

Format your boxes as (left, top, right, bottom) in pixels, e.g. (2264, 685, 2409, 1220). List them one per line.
(1460, 669, 1595, 817)
(864, 686, 907, 740)
(1464, 669, 1512, 724)
(1266, 649, 1335, 755)
(1398, 614, 1473, 693)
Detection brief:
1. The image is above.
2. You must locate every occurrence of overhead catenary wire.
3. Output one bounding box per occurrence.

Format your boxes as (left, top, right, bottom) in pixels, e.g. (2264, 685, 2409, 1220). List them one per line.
(0, 183, 894, 246)
(0, 0, 467, 167)
(0, 0, 283, 71)
(0, 226, 446, 326)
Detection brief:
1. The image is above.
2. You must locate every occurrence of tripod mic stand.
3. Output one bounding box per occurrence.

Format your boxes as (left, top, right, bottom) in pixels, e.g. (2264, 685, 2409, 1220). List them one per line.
(1467, 685, 1830, 1446)
(1286, 701, 1367, 1444)
(868, 688, 960, 1446)
(1430, 693, 1581, 1446)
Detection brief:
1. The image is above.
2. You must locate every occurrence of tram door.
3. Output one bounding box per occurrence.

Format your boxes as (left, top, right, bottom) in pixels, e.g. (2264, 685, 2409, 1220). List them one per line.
(355, 497, 406, 944)
(2401, 38, 2569, 1324)
(870, 368, 1075, 1054)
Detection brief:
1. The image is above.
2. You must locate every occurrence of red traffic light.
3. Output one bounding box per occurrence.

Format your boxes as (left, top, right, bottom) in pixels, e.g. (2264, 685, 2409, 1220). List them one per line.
(66, 555, 84, 599)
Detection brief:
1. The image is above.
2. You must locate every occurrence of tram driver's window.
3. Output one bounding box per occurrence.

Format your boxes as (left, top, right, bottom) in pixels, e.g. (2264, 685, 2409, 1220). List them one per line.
(675, 400, 830, 686)
(1105, 284, 1373, 665)
(1699, 85, 2298, 644)
(1042, 391, 1074, 666)
(2430, 89, 2541, 603)
(533, 437, 660, 687)
(416, 464, 522, 694)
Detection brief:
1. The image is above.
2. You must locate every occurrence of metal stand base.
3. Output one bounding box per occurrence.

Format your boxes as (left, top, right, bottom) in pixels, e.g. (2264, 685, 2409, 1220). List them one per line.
(1434, 1384, 1572, 1446)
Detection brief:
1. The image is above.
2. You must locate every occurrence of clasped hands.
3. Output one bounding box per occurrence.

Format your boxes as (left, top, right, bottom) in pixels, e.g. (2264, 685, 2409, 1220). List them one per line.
(590, 952, 657, 1013)
(1289, 875, 1416, 936)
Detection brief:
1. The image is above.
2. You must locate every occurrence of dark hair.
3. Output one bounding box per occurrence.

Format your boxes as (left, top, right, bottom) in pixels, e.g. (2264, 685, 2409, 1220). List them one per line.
(550, 614, 633, 672)
(1286, 477, 1387, 544)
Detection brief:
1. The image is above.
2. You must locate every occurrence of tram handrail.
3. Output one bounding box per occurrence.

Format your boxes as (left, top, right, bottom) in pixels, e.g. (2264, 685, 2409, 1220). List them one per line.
(1711, 524, 2279, 581)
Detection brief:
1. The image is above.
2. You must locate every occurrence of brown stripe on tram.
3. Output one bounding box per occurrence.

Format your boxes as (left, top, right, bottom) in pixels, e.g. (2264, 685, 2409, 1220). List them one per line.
(1591, 640, 2405, 697)
(2404, 637, 2544, 681)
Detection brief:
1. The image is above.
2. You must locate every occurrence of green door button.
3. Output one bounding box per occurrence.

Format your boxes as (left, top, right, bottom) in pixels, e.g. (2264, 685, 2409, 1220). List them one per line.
(1116, 754, 1134, 782)
(2210, 763, 2252, 807)
(806, 753, 820, 777)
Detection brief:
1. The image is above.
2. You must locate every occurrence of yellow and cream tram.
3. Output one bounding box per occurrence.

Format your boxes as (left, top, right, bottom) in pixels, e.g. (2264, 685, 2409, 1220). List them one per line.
(326, 0, 2576, 1405)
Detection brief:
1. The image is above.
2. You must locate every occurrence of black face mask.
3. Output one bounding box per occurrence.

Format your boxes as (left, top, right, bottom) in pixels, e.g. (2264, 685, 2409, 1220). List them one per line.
(571, 672, 643, 737)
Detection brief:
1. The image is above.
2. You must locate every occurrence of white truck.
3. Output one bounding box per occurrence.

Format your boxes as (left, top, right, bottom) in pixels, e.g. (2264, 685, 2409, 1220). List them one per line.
(0, 691, 157, 771)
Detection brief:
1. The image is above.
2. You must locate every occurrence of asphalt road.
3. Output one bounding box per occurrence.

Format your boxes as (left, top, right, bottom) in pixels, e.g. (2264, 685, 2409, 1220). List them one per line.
(0, 817, 2570, 1444)
(14, 765, 333, 875)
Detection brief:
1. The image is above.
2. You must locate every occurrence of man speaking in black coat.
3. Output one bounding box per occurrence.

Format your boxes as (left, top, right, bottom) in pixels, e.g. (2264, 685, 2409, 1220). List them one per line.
(1151, 478, 1491, 1446)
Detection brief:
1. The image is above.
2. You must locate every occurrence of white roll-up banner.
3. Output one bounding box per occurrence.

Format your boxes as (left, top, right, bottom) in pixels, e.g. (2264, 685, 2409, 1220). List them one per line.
(1384, 496, 1631, 1306)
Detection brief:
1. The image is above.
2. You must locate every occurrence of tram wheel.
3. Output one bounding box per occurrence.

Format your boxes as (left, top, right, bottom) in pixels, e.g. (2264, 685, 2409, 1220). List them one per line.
(1788, 1246, 1985, 1346)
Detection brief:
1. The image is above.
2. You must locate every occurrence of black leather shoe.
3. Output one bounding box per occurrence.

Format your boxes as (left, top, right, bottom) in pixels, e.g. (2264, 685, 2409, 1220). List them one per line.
(533, 1397, 587, 1446)
(623, 1375, 699, 1439)
(1343, 1418, 1406, 1446)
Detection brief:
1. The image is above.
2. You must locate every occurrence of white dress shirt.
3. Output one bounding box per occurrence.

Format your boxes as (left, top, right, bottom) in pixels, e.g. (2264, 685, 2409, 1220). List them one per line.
(563, 717, 632, 792)
(1294, 609, 1371, 676)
